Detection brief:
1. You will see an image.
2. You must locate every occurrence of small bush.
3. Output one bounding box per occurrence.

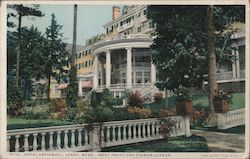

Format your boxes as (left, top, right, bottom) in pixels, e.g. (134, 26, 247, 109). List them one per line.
(154, 93, 163, 103)
(159, 118, 176, 138)
(50, 98, 67, 112)
(190, 108, 210, 127)
(127, 91, 143, 108)
(20, 105, 50, 120)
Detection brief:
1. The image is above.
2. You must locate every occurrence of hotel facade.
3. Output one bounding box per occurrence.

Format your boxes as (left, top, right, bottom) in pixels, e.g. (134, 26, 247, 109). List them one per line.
(58, 5, 245, 99)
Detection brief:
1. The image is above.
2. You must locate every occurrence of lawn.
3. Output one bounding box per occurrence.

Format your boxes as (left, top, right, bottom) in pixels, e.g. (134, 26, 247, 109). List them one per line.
(7, 116, 72, 130)
(102, 135, 209, 152)
(145, 92, 245, 111)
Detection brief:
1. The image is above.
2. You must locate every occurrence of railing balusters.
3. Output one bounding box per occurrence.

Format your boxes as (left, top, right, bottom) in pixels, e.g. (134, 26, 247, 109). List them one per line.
(101, 127, 105, 143)
(152, 122, 155, 136)
(49, 132, 54, 150)
(24, 134, 29, 151)
(78, 129, 82, 146)
(33, 133, 38, 151)
(112, 126, 116, 142)
(138, 123, 141, 139)
(147, 123, 150, 137)
(142, 123, 146, 138)
(106, 126, 110, 142)
(122, 125, 126, 141)
(15, 135, 20, 152)
(133, 124, 136, 138)
(56, 131, 61, 149)
(117, 126, 121, 141)
(156, 121, 160, 136)
(84, 129, 88, 145)
(41, 133, 46, 151)
(128, 124, 131, 140)
(64, 130, 69, 149)
(71, 130, 75, 147)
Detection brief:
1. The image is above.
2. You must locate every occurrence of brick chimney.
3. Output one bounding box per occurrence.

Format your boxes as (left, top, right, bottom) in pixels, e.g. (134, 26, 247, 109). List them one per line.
(113, 6, 120, 20)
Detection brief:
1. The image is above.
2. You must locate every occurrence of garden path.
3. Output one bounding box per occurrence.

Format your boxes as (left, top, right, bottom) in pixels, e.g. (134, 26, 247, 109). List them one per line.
(191, 129, 245, 152)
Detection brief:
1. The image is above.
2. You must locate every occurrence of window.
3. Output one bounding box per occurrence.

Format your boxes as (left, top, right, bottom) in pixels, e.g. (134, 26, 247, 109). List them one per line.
(89, 60, 91, 66)
(85, 61, 88, 67)
(143, 10, 147, 15)
(136, 72, 142, 76)
(239, 46, 245, 70)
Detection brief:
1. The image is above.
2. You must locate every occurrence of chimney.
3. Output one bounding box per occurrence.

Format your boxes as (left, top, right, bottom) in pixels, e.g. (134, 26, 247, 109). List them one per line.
(113, 6, 120, 20)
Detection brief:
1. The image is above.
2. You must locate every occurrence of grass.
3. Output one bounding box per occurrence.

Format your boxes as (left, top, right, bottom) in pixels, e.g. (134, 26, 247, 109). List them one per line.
(145, 92, 245, 111)
(7, 116, 72, 130)
(102, 135, 209, 152)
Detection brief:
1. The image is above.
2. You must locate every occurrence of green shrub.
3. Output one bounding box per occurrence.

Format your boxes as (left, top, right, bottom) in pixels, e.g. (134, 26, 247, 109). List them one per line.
(20, 105, 50, 120)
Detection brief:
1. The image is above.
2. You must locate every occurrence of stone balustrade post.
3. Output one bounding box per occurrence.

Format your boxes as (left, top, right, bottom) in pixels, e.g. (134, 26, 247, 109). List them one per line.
(184, 116, 191, 137)
(90, 123, 101, 152)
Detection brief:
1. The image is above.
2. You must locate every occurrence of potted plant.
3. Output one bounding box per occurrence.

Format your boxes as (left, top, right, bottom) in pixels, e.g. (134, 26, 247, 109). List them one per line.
(213, 90, 232, 113)
(175, 87, 193, 115)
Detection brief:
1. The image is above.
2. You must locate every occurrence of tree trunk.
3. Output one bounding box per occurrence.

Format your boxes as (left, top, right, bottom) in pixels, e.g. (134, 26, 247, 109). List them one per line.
(16, 12, 22, 91)
(71, 4, 77, 68)
(47, 73, 51, 102)
(207, 5, 218, 114)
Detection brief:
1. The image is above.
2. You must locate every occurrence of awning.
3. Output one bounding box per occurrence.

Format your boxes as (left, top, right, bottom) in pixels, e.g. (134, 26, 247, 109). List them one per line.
(81, 80, 92, 88)
(58, 83, 69, 89)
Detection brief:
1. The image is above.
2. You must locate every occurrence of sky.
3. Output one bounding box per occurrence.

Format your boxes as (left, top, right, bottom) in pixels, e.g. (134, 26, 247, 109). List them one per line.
(8, 4, 118, 46)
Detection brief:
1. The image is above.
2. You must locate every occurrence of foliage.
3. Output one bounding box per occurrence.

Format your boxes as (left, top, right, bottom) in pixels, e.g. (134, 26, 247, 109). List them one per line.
(49, 98, 67, 112)
(127, 91, 143, 108)
(213, 90, 232, 103)
(127, 106, 152, 119)
(148, 5, 245, 111)
(154, 93, 163, 103)
(65, 100, 91, 124)
(159, 118, 176, 138)
(158, 108, 176, 117)
(66, 66, 78, 108)
(190, 108, 210, 127)
(20, 105, 50, 120)
(7, 85, 23, 116)
(175, 87, 192, 102)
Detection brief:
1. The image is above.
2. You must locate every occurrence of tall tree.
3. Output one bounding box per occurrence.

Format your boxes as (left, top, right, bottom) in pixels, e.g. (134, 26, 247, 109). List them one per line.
(67, 4, 78, 108)
(44, 14, 68, 101)
(207, 5, 217, 113)
(7, 5, 43, 91)
(148, 5, 245, 112)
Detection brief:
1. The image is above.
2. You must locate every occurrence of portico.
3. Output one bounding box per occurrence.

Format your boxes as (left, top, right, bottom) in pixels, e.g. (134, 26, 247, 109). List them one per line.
(91, 35, 156, 95)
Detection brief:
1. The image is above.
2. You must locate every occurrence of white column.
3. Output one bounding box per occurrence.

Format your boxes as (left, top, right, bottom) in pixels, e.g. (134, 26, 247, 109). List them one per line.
(235, 49, 240, 78)
(126, 47, 132, 89)
(151, 61, 156, 84)
(93, 55, 99, 89)
(78, 80, 82, 96)
(106, 50, 111, 88)
(232, 50, 237, 78)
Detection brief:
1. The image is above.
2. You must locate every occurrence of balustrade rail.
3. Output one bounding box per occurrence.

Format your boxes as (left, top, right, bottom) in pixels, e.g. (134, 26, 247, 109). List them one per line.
(217, 108, 245, 129)
(7, 116, 191, 152)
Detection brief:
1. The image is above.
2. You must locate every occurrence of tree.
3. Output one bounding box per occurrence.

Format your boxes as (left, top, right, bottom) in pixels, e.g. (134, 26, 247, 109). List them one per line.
(66, 5, 78, 108)
(148, 5, 245, 112)
(43, 14, 68, 101)
(7, 4, 43, 91)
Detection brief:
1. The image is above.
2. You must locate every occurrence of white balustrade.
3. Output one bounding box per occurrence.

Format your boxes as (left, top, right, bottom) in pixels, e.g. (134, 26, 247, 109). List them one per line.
(7, 116, 190, 152)
(7, 124, 91, 152)
(217, 108, 245, 129)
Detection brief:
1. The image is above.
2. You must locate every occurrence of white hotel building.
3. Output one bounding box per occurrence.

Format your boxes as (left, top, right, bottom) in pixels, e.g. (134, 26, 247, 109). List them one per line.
(75, 5, 245, 98)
